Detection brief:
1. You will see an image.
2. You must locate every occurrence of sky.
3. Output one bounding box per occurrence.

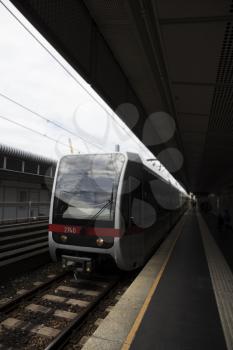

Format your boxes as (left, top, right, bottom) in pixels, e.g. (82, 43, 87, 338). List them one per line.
(0, 0, 186, 193)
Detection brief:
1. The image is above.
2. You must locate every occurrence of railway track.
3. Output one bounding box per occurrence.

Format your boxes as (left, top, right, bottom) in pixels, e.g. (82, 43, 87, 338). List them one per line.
(0, 270, 119, 350)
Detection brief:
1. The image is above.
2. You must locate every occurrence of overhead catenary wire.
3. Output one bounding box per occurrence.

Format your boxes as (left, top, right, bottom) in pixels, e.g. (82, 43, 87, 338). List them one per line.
(0, 0, 150, 158)
(0, 95, 182, 188)
(0, 91, 105, 152)
(0, 114, 80, 152)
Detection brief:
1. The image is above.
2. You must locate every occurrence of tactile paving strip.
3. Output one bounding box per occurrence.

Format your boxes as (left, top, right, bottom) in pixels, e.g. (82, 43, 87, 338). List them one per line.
(197, 213, 233, 350)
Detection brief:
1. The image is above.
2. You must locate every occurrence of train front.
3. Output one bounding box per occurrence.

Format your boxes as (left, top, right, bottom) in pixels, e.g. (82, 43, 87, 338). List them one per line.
(48, 153, 125, 273)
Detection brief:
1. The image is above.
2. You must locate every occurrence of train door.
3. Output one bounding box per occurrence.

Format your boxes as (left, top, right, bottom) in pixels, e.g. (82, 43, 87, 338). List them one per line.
(119, 161, 145, 269)
(127, 164, 145, 266)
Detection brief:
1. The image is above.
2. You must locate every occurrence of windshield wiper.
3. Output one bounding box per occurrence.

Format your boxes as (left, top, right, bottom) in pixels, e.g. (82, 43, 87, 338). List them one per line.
(79, 197, 114, 235)
(90, 197, 113, 221)
(87, 182, 114, 221)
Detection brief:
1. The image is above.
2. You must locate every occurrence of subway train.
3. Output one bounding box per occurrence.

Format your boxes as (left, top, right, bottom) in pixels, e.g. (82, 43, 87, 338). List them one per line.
(49, 153, 188, 272)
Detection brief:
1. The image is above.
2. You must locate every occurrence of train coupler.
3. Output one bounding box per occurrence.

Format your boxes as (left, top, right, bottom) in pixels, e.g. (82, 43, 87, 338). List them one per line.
(61, 255, 95, 278)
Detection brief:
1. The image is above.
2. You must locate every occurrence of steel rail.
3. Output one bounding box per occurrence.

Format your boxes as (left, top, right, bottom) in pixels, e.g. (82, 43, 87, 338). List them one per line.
(0, 271, 70, 314)
(45, 277, 119, 350)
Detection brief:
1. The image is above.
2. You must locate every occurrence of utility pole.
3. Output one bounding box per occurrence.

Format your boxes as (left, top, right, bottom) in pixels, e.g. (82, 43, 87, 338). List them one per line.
(68, 138, 74, 154)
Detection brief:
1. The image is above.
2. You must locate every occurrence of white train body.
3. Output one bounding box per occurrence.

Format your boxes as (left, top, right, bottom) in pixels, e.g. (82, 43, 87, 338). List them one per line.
(49, 153, 187, 271)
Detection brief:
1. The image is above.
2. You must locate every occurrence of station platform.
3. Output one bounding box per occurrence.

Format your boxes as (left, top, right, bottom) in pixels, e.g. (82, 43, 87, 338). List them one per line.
(83, 211, 233, 350)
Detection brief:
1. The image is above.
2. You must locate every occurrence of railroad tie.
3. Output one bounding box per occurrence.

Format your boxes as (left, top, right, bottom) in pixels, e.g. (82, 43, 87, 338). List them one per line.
(56, 285, 99, 296)
(42, 294, 66, 303)
(42, 294, 90, 308)
(0, 298, 10, 305)
(31, 325, 60, 338)
(25, 303, 78, 320)
(0, 316, 61, 339)
(25, 303, 51, 314)
(54, 309, 77, 320)
(0, 317, 35, 334)
(16, 289, 29, 295)
(0, 317, 23, 330)
(70, 279, 108, 288)
(55, 285, 78, 294)
(72, 289, 99, 296)
(0, 317, 39, 333)
(66, 299, 90, 307)
(33, 281, 43, 287)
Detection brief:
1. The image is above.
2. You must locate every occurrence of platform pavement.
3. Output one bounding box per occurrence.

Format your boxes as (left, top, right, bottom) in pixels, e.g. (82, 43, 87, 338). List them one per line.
(82, 211, 233, 350)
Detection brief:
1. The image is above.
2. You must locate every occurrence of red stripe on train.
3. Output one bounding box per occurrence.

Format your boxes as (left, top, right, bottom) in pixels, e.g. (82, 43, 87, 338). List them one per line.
(48, 224, 122, 237)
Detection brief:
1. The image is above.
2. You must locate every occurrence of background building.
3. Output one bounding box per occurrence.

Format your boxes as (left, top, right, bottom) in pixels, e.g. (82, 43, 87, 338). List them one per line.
(0, 144, 56, 224)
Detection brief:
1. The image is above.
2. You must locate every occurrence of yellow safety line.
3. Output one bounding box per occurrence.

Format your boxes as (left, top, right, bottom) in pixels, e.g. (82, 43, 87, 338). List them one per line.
(121, 221, 185, 350)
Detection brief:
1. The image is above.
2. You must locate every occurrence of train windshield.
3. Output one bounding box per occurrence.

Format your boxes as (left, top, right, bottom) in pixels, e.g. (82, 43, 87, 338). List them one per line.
(53, 154, 125, 222)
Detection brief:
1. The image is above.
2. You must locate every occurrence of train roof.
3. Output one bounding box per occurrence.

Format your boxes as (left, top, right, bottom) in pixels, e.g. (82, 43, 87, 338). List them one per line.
(57, 152, 186, 194)
(59, 151, 172, 186)
(126, 153, 186, 194)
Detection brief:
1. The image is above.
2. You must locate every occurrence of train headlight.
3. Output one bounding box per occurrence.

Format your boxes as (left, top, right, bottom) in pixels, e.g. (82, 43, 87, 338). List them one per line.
(60, 235, 68, 243)
(86, 261, 92, 273)
(96, 237, 104, 247)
